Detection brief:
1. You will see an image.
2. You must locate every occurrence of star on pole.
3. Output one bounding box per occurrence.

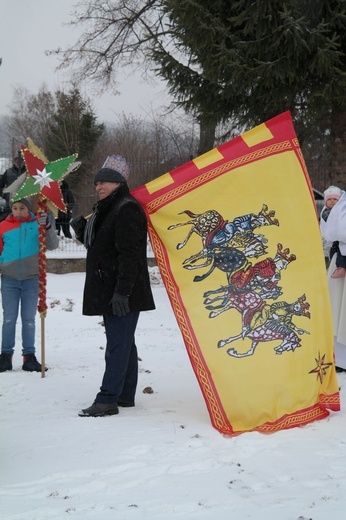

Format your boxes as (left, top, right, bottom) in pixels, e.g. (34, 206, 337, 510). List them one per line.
(12, 142, 79, 212)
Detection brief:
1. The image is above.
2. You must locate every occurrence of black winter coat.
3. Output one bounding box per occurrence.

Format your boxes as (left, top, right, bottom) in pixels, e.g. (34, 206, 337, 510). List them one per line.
(0, 164, 25, 209)
(58, 180, 75, 219)
(81, 184, 155, 316)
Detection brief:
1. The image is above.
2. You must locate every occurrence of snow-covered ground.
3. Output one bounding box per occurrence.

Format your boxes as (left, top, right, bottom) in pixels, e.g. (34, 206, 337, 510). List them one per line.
(0, 269, 345, 520)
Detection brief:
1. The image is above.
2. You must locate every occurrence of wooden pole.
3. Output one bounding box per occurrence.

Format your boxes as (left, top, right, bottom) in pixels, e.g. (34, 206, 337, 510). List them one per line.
(41, 315, 45, 378)
(37, 197, 48, 378)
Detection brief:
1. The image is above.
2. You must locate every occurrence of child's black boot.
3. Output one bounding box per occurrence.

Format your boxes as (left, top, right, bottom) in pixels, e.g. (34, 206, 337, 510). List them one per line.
(0, 353, 13, 372)
(22, 355, 48, 372)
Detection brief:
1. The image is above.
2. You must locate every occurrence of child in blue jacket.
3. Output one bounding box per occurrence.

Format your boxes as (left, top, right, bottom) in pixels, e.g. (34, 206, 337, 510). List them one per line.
(0, 198, 58, 372)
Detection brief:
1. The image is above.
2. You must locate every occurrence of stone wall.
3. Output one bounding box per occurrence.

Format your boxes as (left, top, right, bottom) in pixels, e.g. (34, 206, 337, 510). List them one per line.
(47, 257, 157, 274)
(47, 258, 87, 274)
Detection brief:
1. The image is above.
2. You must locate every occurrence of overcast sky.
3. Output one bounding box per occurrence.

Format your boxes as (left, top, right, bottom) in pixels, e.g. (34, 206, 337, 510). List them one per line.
(0, 0, 170, 123)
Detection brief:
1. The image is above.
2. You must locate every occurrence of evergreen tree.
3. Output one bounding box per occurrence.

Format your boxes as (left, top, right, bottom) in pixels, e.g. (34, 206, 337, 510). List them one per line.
(153, 0, 346, 178)
(43, 87, 104, 213)
(44, 88, 104, 161)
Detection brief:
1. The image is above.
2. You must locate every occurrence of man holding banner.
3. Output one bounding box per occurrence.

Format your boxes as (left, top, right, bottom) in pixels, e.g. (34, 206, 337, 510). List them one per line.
(72, 156, 155, 418)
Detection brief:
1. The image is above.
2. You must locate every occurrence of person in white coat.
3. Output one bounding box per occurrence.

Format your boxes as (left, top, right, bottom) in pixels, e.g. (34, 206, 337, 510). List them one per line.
(320, 186, 346, 277)
(321, 186, 346, 371)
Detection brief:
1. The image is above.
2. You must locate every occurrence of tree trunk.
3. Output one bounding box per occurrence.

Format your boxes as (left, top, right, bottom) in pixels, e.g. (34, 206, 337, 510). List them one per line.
(198, 117, 218, 155)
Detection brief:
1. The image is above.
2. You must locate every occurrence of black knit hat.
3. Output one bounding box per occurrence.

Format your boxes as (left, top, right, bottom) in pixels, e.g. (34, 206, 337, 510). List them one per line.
(94, 168, 127, 185)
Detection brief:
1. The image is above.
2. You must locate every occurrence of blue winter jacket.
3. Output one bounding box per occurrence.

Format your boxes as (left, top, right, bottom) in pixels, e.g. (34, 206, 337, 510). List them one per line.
(0, 212, 58, 280)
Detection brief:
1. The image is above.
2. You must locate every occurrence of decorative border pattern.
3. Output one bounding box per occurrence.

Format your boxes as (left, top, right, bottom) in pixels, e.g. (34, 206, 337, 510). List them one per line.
(146, 141, 293, 214)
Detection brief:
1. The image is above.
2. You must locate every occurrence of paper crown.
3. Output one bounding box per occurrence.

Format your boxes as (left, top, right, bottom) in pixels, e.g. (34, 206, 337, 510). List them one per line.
(274, 243, 296, 264)
(102, 155, 131, 180)
(295, 294, 311, 318)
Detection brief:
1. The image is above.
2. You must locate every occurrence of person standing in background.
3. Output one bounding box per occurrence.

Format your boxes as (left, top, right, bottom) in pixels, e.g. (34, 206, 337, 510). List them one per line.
(320, 185, 346, 278)
(321, 186, 346, 371)
(55, 180, 75, 239)
(0, 156, 26, 221)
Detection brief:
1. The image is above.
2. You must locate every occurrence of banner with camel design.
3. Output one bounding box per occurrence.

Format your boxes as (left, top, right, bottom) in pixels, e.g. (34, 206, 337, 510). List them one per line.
(132, 111, 340, 435)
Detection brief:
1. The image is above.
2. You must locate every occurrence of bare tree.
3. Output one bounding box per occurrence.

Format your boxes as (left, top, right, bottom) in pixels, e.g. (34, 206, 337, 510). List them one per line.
(49, 1, 168, 94)
(69, 110, 197, 216)
(89, 111, 198, 191)
(4, 85, 56, 155)
(48, 1, 221, 152)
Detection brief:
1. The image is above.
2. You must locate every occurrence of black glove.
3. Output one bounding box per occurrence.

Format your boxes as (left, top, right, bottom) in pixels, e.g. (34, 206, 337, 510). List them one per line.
(70, 215, 86, 233)
(109, 292, 130, 317)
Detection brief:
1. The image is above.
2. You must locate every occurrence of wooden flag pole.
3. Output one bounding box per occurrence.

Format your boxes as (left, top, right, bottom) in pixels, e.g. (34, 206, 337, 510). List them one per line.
(37, 196, 48, 378)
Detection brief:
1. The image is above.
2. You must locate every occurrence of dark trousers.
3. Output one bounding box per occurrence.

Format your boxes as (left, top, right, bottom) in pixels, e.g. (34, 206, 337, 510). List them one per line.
(336, 249, 346, 269)
(329, 242, 346, 267)
(95, 312, 140, 404)
(56, 215, 72, 238)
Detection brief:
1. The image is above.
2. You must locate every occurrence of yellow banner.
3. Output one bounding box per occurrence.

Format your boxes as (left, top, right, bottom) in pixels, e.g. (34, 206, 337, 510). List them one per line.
(133, 111, 340, 435)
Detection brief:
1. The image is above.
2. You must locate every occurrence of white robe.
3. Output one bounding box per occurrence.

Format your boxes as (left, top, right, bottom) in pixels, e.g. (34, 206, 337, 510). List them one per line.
(328, 254, 346, 369)
(320, 193, 346, 368)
